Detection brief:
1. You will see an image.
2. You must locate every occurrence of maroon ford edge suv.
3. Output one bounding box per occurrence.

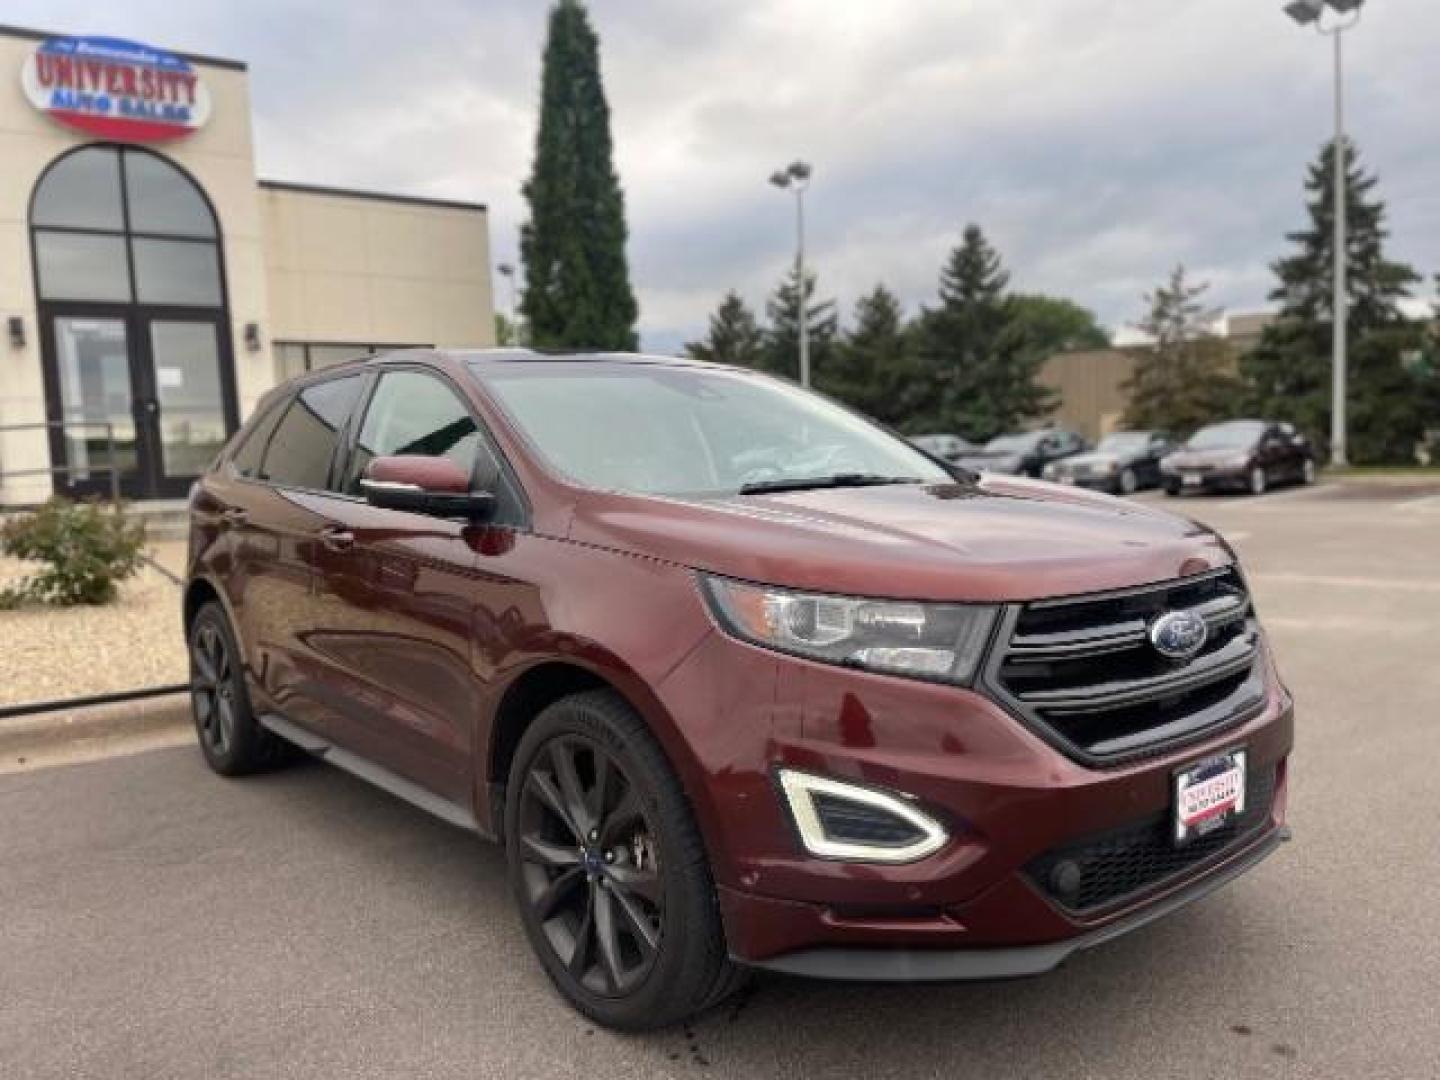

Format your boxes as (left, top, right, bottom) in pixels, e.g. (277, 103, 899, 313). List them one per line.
(185, 349, 1293, 1030)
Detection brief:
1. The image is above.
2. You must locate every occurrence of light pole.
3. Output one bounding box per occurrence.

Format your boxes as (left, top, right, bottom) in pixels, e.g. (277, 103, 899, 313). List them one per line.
(1284, 0, 1364, 467)
(769, 161, 813, 387)
(497, 262, 519, 345)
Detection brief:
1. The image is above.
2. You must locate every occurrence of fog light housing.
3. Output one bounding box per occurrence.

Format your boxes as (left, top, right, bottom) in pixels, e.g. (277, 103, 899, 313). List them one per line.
(777, 769, 949, 863)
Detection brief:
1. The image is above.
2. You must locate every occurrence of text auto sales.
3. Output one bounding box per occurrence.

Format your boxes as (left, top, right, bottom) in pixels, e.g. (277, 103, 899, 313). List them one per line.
(32, 52, 199, 123)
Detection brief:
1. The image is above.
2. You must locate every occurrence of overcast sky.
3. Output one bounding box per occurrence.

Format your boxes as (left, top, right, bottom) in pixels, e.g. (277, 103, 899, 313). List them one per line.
(10, 0, 1438, 351)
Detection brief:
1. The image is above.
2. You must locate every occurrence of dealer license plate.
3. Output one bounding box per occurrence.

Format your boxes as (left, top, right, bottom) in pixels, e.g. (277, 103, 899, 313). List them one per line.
(1183, 472, 1203, 487)
(1173, 749, 1246, 845)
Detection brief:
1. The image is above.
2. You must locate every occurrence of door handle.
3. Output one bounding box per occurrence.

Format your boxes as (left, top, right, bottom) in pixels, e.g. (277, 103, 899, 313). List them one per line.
(221, 508, 249, 526)
(318, 526, 355, 552)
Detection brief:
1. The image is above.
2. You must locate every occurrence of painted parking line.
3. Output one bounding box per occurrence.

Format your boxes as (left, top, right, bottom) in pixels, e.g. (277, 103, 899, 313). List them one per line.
(1249, 571, 1440, 594)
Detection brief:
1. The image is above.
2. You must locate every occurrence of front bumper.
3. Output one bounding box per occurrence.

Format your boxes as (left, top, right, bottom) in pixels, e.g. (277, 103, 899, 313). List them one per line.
(657, 629, 1294, 971)
(1165, 467, 1248, 492)
(738, 825, 1289, 980)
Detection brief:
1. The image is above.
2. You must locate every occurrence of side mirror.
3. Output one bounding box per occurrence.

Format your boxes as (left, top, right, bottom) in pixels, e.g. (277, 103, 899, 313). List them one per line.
(361, 455, 495, 520)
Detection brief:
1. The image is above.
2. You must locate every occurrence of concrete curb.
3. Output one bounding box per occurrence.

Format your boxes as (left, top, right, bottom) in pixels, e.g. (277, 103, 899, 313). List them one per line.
(0, 693, 192, 772)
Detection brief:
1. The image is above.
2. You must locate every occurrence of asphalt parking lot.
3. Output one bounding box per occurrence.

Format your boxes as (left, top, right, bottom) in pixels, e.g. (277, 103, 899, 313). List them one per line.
(2, 479, 1437, 1079)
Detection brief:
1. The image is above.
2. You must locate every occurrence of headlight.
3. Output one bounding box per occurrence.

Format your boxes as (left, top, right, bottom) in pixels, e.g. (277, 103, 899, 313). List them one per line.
(700, 575, 998, 685)
(1222, 454, 1251, 469)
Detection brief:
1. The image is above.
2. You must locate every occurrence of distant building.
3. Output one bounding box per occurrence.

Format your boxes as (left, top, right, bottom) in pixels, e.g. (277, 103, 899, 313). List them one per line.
(1041, 309, 1275, 440)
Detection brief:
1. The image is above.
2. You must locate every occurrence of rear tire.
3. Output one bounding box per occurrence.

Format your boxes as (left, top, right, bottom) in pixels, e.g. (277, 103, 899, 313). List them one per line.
(1248, 466, 1268, 497)
(504, 689, 743, 1031)
(1302, 459, 1317, 485)
(188, 601, 285, 776)
(1118, 468, 1138, 496)
(1164, 482, 1181, 497)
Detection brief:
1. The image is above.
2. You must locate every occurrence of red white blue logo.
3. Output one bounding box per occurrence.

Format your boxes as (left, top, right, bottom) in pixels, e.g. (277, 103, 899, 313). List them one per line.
(20, 36, 211, 143)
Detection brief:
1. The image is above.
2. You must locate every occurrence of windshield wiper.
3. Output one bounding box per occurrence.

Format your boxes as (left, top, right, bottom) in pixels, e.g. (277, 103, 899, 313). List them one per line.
(738, 473, 926, 495)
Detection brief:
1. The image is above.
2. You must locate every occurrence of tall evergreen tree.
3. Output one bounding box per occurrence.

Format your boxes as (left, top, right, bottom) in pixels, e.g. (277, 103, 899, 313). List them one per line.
(519, 0, 638, 350)
(1241, 140, 1426, 462)
(686, 291, 765, 368)
(914, 224, 1054, 439)
(817, 285, 920, 427)
(1122, 266, 1239, 434)
(762, 267, 838, 380)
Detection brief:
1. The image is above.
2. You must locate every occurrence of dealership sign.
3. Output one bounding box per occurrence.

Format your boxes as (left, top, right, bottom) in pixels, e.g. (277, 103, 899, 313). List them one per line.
(20, 36, 211, 142)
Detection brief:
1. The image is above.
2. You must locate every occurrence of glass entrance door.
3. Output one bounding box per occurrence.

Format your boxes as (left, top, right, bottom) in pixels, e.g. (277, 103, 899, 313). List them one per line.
(140, 317, 230, 495)
(43, 309, 236, 500)
(48, 315, 143, 499)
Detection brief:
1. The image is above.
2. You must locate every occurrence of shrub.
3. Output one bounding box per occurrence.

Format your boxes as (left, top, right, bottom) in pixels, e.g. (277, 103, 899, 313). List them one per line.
(0, 498, 147, 607)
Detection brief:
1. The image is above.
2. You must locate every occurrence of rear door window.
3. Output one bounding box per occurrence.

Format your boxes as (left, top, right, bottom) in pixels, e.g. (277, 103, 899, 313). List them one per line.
(260, 375, 365, 491)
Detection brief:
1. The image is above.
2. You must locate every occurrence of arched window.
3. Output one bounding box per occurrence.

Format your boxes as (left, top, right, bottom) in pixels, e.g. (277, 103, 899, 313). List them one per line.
(31, 145, 223, 307)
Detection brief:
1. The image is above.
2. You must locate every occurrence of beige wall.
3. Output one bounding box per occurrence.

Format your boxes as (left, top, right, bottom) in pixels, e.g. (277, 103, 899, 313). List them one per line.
(259, 186, 494, 359)
(1039, 349, 1139, 443)
(0, 32, 270, 502)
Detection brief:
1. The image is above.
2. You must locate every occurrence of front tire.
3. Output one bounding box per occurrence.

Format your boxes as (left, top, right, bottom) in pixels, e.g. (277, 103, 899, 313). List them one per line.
(1118, 468, 1138, 496)
(1164, 482, 1181, 497)
(188, 601, 285, 776)
(1248, 466, 1268, 497)
(505, 689, 743, 1031)
(1302, 458, 1317, 485)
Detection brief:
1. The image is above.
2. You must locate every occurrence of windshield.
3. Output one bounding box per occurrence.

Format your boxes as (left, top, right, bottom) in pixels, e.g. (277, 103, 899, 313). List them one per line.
(1098, 433, 1150, 453)
(1186, 422, 1264, 450)
(984, 432, 1044, 454)
(476, 362, 951, 497)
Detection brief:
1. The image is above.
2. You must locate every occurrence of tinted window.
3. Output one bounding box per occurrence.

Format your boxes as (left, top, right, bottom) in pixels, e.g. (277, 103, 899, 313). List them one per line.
(347, 371, 482, 494)
(132, 238, 223, 306)
(123, 152, 216, 237)
(34, 232, 131, 302)
(260, 376, 365, 490)
(231, 401, 285, 479)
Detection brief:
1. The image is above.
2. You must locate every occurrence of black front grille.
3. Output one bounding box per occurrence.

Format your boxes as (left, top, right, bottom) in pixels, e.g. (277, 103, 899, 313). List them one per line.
(1027, 765, 1277, 915)
(984, 568, 1265, 764)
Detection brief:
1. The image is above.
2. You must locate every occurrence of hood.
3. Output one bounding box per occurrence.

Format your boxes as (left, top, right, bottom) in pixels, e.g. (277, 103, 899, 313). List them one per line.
(568, 477, 1232, 603)
(1166, 446, 1254, 467)
(1052, 451, 1121, 471)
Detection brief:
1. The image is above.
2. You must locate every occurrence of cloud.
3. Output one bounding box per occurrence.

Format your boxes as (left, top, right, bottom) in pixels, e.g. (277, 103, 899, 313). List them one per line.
(8, 0, 1437, 351)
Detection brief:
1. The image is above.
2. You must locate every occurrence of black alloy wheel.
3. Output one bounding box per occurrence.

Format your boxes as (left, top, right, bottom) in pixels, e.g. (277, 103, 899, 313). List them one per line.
(191, 619, 236, 759)
(515, 735, 663, 997)
(188, 601, 285, 776)
(505, 690, 743, 1030)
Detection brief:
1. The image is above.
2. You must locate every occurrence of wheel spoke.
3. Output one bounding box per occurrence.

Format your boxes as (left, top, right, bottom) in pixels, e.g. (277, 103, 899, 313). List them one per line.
(567, 890, 596, 979)
(587, 752, 611, 827)
(592, 886, 626, 991)
(607, 863, 662, 908)
(192, 640, 217, 685)
(607, 878, 660, 954)
(550, 741, 593, 836)
(519, 834, 581, 870)
(534, 867, 586, 921)
(216, 696, 234, 751)
(526, 771, 581, 841)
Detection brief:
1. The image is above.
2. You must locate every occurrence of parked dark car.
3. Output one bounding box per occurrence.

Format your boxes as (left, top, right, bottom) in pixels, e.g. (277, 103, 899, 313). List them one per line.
(909, 433, 978, 463)
(1162, 420, 1316, 497)
(185, 350, 1293, 1030)
(953, 428, 1088, 477)
(1043, 430, 1175, 495)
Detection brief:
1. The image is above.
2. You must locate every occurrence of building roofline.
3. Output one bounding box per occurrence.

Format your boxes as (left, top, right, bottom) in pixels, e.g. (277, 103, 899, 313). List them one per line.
(0, 23, 248, 72)
(257, 179, 487, 213)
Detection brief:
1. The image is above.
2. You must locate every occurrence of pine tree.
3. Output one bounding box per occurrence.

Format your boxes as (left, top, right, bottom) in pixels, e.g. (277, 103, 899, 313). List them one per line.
(817, 285, 920, 427)
(914, 224, 1054, 439)
(519, 0, 638, 350)
(762, 267, 838, 381)
(1122, 266, 1239, 434)
(1269, 139, 1419, 330)
(1241, 140, 1426, 462)
(686, 291, 765, 368)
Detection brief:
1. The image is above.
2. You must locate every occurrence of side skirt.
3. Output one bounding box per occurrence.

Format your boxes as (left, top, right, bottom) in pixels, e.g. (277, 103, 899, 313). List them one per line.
(258, 713, 487, 837)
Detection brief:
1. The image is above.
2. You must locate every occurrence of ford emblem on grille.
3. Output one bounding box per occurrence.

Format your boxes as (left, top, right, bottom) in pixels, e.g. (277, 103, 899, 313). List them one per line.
(1149, 610, 1208, 660)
